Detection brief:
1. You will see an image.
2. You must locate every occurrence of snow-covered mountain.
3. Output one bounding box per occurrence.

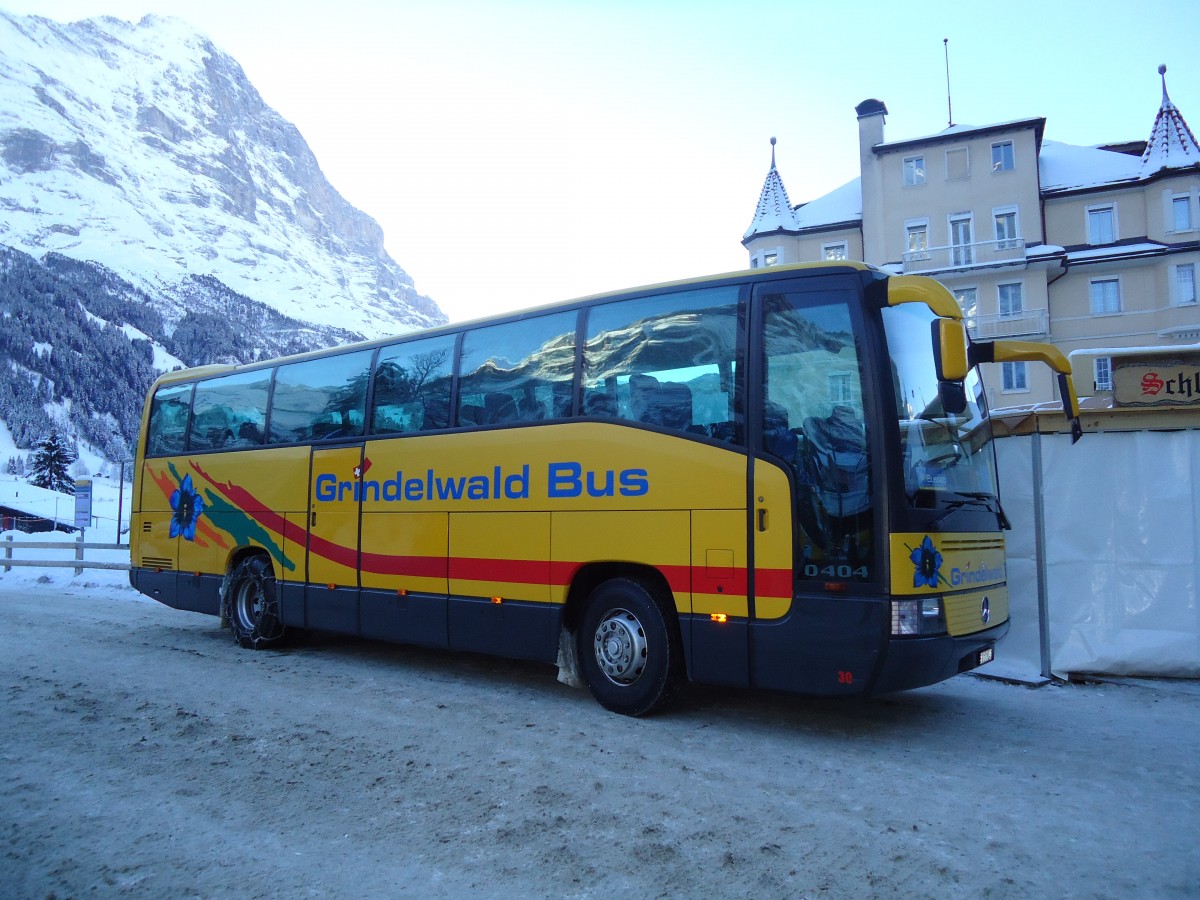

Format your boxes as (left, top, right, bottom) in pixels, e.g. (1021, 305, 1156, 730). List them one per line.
(0, 10, 446, 339)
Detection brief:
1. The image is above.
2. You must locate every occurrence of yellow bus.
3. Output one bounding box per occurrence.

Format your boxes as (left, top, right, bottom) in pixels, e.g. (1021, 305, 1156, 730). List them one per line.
(129, 263, 1078, 715)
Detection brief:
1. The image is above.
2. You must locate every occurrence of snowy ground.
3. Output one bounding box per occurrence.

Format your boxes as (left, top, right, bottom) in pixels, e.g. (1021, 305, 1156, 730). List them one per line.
(1, 572, 1197, 898)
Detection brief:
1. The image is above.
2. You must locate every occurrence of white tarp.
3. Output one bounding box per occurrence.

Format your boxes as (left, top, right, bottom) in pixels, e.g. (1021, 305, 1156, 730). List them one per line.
(995, 422, 1200, 680)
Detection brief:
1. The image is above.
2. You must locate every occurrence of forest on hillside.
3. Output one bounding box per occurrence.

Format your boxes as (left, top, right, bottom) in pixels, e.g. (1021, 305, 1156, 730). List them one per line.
(0, 247, 364, 462)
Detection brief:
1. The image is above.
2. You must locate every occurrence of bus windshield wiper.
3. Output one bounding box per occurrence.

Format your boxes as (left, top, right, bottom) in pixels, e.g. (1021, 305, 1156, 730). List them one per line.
(926, 491, 1011, 531)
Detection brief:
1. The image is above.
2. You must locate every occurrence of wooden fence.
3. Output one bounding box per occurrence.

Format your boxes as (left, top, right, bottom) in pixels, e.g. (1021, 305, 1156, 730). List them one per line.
(2, 534, 130, 575)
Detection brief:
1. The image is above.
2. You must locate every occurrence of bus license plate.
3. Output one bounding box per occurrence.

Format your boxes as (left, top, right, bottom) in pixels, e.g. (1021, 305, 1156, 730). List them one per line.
(978, 647, 995, 666)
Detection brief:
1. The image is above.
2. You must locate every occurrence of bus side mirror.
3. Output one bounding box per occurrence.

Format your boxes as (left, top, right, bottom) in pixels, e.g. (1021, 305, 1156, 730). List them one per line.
(971, 339, 1083, 443)
(938, 380, 968, 415)
(932, 318, 970, 382)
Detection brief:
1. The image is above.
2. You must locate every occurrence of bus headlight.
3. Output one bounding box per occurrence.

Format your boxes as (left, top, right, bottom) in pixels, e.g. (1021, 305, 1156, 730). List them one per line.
(891, 598, 946, 636)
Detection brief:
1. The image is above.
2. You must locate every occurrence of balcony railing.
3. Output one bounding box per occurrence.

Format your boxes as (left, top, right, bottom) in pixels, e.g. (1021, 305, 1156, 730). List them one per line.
(966, 308, 1049, 339)
(903, 238, 1026, 273)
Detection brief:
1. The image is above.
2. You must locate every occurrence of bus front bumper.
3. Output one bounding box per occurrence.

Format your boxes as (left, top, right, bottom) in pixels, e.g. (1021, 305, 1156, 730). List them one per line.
(872, 619, 1010, 695)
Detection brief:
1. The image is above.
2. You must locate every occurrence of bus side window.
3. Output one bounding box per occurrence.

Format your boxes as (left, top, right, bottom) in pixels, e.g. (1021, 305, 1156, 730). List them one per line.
(457, 312, 576, 430)
(584, 286, 741, 439)
(188, 371, 270, 452)
(371, 336, 454, 434)
(146, 384, 193, 456)
(269, 350, 372, 444)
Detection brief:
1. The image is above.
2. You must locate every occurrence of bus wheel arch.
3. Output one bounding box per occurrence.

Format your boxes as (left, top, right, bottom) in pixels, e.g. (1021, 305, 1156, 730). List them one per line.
(223, 553, 286, 650)
(568, 566, 684, 716)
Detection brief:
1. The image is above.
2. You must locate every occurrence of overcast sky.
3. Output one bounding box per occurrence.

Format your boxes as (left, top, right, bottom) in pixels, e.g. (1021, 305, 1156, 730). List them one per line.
(5, 0, 1198, 322)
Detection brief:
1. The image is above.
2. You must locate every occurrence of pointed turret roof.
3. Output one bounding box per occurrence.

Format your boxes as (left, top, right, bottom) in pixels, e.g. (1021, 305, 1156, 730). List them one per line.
(1141, 65, 1200, 176)
(743, 137, 799, 241)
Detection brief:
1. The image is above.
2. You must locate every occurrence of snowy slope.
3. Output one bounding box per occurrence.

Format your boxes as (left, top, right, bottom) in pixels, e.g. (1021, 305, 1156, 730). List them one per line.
(0, 11, 446, 339)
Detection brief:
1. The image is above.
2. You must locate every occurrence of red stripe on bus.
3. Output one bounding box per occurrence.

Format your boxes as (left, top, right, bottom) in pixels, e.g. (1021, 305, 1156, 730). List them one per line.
(360, 551, 447, 579)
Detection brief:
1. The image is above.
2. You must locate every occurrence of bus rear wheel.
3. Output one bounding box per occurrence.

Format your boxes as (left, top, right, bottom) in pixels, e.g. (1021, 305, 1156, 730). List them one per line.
(225, 556, 286, 650)
(578, 577, 682, 716)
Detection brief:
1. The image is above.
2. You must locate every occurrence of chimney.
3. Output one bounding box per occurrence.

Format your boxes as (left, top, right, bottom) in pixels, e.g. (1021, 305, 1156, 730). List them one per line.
(856, 98, 888, 155)
(855, 99, 888, 264)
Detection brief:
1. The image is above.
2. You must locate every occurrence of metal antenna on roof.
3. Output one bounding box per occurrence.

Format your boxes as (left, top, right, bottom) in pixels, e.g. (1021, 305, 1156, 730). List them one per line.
(944, 38, 954, 127)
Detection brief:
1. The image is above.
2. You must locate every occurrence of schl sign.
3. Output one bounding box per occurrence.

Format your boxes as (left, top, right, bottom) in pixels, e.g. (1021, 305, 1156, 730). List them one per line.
(1113, 358, 1200, 407)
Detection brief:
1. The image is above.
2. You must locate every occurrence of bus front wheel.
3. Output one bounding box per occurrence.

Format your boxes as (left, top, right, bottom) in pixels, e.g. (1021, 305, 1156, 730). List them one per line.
(578, 577, 682, 716)
(225, 556, 286, 650)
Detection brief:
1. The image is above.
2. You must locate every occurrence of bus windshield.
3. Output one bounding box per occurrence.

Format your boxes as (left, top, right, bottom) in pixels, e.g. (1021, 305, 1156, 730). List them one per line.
(881, 303, 1001, 513)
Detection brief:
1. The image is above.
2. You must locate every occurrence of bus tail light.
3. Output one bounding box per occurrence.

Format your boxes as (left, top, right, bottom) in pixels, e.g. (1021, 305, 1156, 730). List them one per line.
(891, 598, 946, 636)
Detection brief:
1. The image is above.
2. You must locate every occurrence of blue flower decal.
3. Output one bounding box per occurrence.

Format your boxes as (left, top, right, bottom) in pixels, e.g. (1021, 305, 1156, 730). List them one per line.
(909, 535, 943, 589)
(170, 474, 205, 541)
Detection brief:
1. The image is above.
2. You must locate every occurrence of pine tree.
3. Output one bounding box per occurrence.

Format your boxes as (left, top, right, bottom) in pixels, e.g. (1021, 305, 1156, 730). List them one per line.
(28, 431, 77, 495)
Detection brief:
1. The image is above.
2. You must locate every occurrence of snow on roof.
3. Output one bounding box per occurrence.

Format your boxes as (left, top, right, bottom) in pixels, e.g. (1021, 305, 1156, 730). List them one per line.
(1140, 65, 1200, 177)
(0, 476, 75, 522)
(875, 117, 1044, 153)
(1039, 140, 1142, 192)
(793, 177, 862, 230)
(1065, 242, 1166, 263)
(743, 139, 799, 240)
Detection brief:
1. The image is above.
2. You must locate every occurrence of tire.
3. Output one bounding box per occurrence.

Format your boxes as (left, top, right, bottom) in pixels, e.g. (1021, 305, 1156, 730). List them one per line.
(577, 577, 683, 717)
(225, 556, 286, 650)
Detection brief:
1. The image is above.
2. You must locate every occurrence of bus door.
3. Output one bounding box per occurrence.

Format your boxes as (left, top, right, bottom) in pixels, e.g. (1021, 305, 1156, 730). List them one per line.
(750, 275, 878, 693)
(305, 445, 364, 633)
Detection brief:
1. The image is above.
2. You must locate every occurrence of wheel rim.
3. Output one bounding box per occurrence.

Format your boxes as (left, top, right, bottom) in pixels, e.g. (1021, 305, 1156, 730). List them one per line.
(234, 576, 265, 632)
(592, 608, 648, 686)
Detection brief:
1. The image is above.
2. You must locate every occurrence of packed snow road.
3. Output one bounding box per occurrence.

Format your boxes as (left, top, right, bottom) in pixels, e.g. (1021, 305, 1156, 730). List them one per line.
(1, 582, 1196, 898)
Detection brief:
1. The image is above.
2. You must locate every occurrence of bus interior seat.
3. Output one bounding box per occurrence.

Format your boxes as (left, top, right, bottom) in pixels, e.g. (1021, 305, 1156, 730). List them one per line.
(632, 374, 694, 431)
(584, 389, 618, 417)
(458, 403, 484, 426)
(484, 391, 518, 424)
(235, 421, 264, 446)
(802, 406, 870, 516)
(516, 386, 547, 421)
(550, 381, 573, 418)
(763, 401, 797, 462)
(708, 420, 741, 443)
(629, 373, 659, 423)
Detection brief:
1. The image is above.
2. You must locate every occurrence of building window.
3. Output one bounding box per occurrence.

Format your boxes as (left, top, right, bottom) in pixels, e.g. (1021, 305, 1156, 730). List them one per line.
(903, 156, 926, 186)
(950, 214, 974, 266)
(751, 249, 782, 269)
(1089, 278, 1121, 315)
(822, 242, 848, 261)
(998, 282, 1023, 318)
(1087, 204, 1116, 244)
(1001, 361, 1028, 392)
(1175, 263, 1196, 305)
(1173, 196, 1194, 233)
(991, 141, 1015, 172)
(954, 287, 978, 332)
(905, 220, 930, 260)
(945, 147, 969, 180)
(828, 373, 853, 403)
(994, 207, 1019, 249)
(1094, 357, 1112, 392)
